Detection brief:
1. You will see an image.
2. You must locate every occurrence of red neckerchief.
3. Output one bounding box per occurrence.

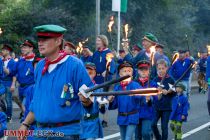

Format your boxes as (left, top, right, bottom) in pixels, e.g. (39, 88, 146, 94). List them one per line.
(138, 77, 149, 87)
(158, 74, 169, 80)
(68, 52, 77, 56)
(22, 53, 35, 60)
(42, 52, 67, 75)
(3, 57, 11, 62)
(120, 81, 130, 90)
(97, 47, 106, 52)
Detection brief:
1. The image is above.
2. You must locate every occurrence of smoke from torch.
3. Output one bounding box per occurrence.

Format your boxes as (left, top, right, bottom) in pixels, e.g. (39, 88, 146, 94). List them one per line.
(108, 16, 114, 32)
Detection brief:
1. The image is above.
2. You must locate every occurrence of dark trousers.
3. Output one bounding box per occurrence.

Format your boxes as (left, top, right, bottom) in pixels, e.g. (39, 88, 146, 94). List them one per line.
(152, 110, 171, 140)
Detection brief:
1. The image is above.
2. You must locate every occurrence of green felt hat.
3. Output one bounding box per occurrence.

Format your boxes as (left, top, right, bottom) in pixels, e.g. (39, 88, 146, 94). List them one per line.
(142, 33, 158, 44)
(85, 62, 96, 70)
(175, 83, 186, 91)
(34, 24, 67, 37)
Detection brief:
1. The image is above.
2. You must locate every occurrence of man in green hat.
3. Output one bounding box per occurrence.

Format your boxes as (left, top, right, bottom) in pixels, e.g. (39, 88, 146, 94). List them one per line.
(19, 25, 94, 139)
(124, 33, 158, 66)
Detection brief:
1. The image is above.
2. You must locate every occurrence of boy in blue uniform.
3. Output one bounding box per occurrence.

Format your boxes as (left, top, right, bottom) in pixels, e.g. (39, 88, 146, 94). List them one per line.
(152, 59, 175, 140)
(19, 25, 94, 140)
(134, 60, 157, 140)
(15, 39, 37, 119)
(1, 44, 16, 122)
(170, 50, 193, 98)
(80, 62, 103, 140)
(170, 83, 189, 140)
(108, 61, 142, 140)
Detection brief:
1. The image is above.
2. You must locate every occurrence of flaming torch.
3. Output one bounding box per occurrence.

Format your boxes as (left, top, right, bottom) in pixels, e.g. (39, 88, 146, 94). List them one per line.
(207, 45, 210, 55)
(157, 52, 179, 88)
(76, 38, 89, 57)
(0, 28, 2, 35)
(122, 24, 133, 56)
(104, 53, 114, 92)
(107, 16, 115, 50)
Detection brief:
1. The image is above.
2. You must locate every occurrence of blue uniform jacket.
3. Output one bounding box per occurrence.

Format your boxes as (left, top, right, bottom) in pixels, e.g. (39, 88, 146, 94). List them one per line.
(0, 58, 4, 76)
(170, 93, 189, 122)
(170, 58, 193, 81)
(24, 85, 34, 120)
(0, 59, 16, 87)
(129, 50, 149, 66)
(117, 54, 133, 65)
(205, 56, 210, 87)
(0, 112, 7, 138)
(80, 89, 103, 139)
(91, 49, 116, 84)
(80, 56, 93, 63)
(15, 58, 35, 97)
(197, 57, 207, 73)
(15, 58, 35, 85)
(135, 78, 157, 120)
(30, 56, 93, 135)
(153, 76, 175, 111)
(109, 81, 142, 125)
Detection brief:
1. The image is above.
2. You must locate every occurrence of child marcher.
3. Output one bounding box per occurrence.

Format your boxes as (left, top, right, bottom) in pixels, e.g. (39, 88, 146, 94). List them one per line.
(134, 60, 157, 140)
(152, 59, 175, 140)
(80, 62, 103, 140)
(170, 83, 189, 140)
(108, 61, 143, 140)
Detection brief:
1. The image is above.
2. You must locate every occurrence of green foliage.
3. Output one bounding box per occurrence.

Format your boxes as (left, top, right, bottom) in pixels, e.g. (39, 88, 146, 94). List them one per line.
(0, 0, 209, 57)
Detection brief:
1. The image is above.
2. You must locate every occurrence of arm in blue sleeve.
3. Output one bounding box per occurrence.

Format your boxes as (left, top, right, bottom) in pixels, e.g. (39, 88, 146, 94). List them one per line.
(182, 97, 189, 116)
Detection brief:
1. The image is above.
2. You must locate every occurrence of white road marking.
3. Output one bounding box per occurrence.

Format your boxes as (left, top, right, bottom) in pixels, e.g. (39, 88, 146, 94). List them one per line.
(97, 121, 210, 140)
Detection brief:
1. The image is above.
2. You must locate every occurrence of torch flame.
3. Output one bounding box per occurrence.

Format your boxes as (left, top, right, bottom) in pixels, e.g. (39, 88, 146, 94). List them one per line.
(76, 42, 84, 54)
(82, 38, 89, 44)
(108, 16, 114, 32)
(150, 46, 156, 66)
(124, 24, 129, 39)
(0, 28, 2, 34)
(106, 53, 114, 63)
(197, 52, 200, 58)
(192, 61, 197, 69)
(106, 53, 114, 68)
(207, 45, 210, 55)
(77, 38, 89, 54)
(172, 53, 179, 64)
